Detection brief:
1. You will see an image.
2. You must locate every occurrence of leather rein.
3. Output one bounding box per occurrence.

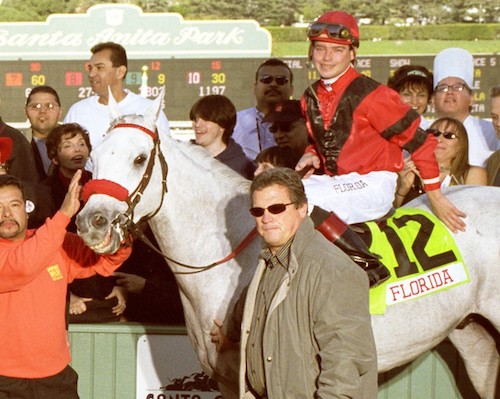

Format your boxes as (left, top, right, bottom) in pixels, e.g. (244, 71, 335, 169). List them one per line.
(82, 122, 257, 274)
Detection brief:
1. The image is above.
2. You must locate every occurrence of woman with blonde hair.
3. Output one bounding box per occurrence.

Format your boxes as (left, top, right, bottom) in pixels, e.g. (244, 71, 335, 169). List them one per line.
(395, 117, 487, 206)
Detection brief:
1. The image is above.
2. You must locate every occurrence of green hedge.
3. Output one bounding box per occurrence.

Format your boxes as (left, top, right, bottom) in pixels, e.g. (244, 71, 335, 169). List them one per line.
(267, 24, 500, 42)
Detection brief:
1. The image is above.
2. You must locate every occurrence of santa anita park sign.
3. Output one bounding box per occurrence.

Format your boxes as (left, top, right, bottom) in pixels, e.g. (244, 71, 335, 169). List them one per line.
(0, 4, 272, 60)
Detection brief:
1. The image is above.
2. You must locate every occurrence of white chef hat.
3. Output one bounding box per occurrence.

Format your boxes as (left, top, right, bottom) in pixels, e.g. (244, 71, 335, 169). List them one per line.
(433, 48, 474, 89)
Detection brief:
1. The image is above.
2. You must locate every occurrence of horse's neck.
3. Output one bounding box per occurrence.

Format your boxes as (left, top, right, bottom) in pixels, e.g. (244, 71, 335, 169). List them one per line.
(151, 137, 255, 264)
(147, 139, 260, 347)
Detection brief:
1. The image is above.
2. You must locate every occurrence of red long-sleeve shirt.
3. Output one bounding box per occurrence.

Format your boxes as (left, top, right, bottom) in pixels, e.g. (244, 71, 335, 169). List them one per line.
(301, 67, 441, 191)
(0, 211, 131, 378)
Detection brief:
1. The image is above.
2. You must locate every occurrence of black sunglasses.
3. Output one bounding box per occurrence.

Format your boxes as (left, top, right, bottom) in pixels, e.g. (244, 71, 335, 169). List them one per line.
(307, 22, 359, 46)
(426, 129, 458, 140)
(259, 75, 289, 86)
(270, 122, 292, 133)
(249, 202, 294, 217)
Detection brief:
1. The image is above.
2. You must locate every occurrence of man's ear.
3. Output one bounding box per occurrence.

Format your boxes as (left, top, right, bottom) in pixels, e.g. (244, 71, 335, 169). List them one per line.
(117, 65, 127, 80)
(52, 157, 60, 166)
(299, 202, 308, 219)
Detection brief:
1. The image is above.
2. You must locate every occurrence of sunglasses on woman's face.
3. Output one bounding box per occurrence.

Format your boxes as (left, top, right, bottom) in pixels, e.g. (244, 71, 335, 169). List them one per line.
(249, 202, 294, 217)
(426, 128, 458, 140)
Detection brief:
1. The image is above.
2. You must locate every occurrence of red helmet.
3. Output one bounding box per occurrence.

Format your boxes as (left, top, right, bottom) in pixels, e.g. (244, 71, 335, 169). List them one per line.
(307, 11, 359, 47)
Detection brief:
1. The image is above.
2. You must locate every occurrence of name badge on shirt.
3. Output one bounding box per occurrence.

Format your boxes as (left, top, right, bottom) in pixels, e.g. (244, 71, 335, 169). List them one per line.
(47, 265, 63, 281)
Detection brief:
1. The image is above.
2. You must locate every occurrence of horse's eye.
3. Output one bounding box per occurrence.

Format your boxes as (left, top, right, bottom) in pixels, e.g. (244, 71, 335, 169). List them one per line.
(134, 155, 147, 165)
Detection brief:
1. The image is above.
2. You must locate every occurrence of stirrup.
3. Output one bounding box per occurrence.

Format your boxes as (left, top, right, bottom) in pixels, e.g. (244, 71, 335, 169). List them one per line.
(351, 256, 391, 288)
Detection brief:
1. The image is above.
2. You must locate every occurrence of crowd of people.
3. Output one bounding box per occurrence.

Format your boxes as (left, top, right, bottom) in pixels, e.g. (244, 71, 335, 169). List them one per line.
(0, 8, 498, 398)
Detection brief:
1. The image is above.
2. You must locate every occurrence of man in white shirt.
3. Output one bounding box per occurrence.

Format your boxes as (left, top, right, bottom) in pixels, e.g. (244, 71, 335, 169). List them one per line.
(433, 48, 498, 168)
(64, 42, 169, 169)
(232, 58, 294, 160)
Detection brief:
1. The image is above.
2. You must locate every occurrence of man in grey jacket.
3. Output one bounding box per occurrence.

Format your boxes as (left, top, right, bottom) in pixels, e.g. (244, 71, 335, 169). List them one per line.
(212, 167, 378, 398)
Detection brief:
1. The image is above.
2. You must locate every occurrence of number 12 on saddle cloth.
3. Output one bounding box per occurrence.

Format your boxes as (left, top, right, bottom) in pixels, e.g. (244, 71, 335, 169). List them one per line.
(363, 208, 468, 315)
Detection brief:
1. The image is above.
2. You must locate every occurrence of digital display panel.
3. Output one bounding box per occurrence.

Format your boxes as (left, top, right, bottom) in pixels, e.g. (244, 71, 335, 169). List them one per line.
(1, 55, 497, 126)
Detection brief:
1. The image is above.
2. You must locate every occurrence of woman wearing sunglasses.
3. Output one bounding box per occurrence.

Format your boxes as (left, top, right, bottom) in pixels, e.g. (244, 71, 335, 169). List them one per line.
(395, 117, 487, 206)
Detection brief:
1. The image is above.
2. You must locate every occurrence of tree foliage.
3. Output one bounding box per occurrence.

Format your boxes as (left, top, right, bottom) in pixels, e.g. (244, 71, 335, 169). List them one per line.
(0, 0, 498, 24)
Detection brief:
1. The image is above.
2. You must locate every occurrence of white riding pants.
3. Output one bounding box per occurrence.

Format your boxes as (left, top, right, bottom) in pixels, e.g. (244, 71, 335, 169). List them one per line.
(303, 171, 398, 224)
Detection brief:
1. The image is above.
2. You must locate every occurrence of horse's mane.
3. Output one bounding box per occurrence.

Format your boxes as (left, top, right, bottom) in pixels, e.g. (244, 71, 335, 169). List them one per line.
(106, 113, 251, 192)
(163, 134, 252, 193)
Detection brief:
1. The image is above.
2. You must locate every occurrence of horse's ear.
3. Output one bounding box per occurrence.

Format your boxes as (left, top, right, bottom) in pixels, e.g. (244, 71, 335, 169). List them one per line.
(107, 85, 122, 120)
(144, 86, 165, 127)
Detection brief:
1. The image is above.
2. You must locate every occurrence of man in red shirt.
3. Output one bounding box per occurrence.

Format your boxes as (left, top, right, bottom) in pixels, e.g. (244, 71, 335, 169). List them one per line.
(296, 11, 466, 235)
(0, 170, 131, 398)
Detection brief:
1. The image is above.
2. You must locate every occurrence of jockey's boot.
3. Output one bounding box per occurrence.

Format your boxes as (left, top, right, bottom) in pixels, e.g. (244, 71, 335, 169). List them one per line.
(310, 206, 391, 288)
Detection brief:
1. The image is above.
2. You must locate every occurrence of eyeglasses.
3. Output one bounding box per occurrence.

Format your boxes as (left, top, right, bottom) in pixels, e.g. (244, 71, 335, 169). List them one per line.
(307, 22, 359, 46)
(259, 75, 289, 86)
(27, 102, 59, 111)
(249, 202, 294, 217)
(435, 83, 468, 94)
(426, 129, 458, 140)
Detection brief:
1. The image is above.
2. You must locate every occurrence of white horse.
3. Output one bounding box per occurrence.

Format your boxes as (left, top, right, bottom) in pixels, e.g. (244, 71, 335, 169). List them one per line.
(76, 93, 500, 398)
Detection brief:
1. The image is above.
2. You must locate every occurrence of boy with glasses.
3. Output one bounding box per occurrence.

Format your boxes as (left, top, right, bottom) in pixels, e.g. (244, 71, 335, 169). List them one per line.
(433, 47, 498, 168)
(232, 58, 294, 160)
(25, 85, 62, 180)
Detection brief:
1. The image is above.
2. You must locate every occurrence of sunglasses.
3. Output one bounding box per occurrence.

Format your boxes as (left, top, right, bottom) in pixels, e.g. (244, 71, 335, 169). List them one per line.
(270, 122, 292, 133)
(259, 75, 289, 86)
(307, 22, 359, 46)
(435, 83, 467, 94)
(249, 202, 294, 217)
(426, 129, 458, 140)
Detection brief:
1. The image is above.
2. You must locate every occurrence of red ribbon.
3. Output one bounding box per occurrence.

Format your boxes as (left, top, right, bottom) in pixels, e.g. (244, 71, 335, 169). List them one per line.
(81, 179, 129, 203)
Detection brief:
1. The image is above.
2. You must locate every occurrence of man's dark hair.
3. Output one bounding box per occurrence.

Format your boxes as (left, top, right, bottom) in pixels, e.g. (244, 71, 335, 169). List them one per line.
(0, 175, 26, 202)
(46, 123, 91, 161)
(255, 146, 303, 170)
(26, 85, 61, 106)
(91, 42, 128, 72)
(251, 167, 307, 206)
(189, 95, 237, 144)
(255, 58, 294, 85)
(387, 65, 434, 97)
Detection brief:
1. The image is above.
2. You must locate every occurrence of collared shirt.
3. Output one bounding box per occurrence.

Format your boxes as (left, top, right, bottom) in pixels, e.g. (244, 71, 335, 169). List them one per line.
(233, 107, 276, 160)
(246, 238, 293, 397)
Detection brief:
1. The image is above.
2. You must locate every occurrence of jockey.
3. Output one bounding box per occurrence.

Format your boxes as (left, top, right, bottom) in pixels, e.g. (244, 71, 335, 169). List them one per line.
(295, 10, 466, 284)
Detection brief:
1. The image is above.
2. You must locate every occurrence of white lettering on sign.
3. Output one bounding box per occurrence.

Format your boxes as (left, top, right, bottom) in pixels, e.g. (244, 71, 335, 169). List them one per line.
(389, 58, 411, 68)
(173, 27, 245, 46)
(88, 28, 172, 47)
(386, 262, 468, 305)
(0, 30, 82, 47)
(0, 4, 271, 60)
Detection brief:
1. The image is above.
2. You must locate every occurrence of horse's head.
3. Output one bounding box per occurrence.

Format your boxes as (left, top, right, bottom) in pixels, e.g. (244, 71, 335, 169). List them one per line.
(76, 88, 167, 254)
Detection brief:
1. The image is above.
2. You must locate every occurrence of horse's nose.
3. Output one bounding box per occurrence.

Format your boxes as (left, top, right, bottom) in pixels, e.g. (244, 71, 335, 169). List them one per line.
(91, 214, 108, 228)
